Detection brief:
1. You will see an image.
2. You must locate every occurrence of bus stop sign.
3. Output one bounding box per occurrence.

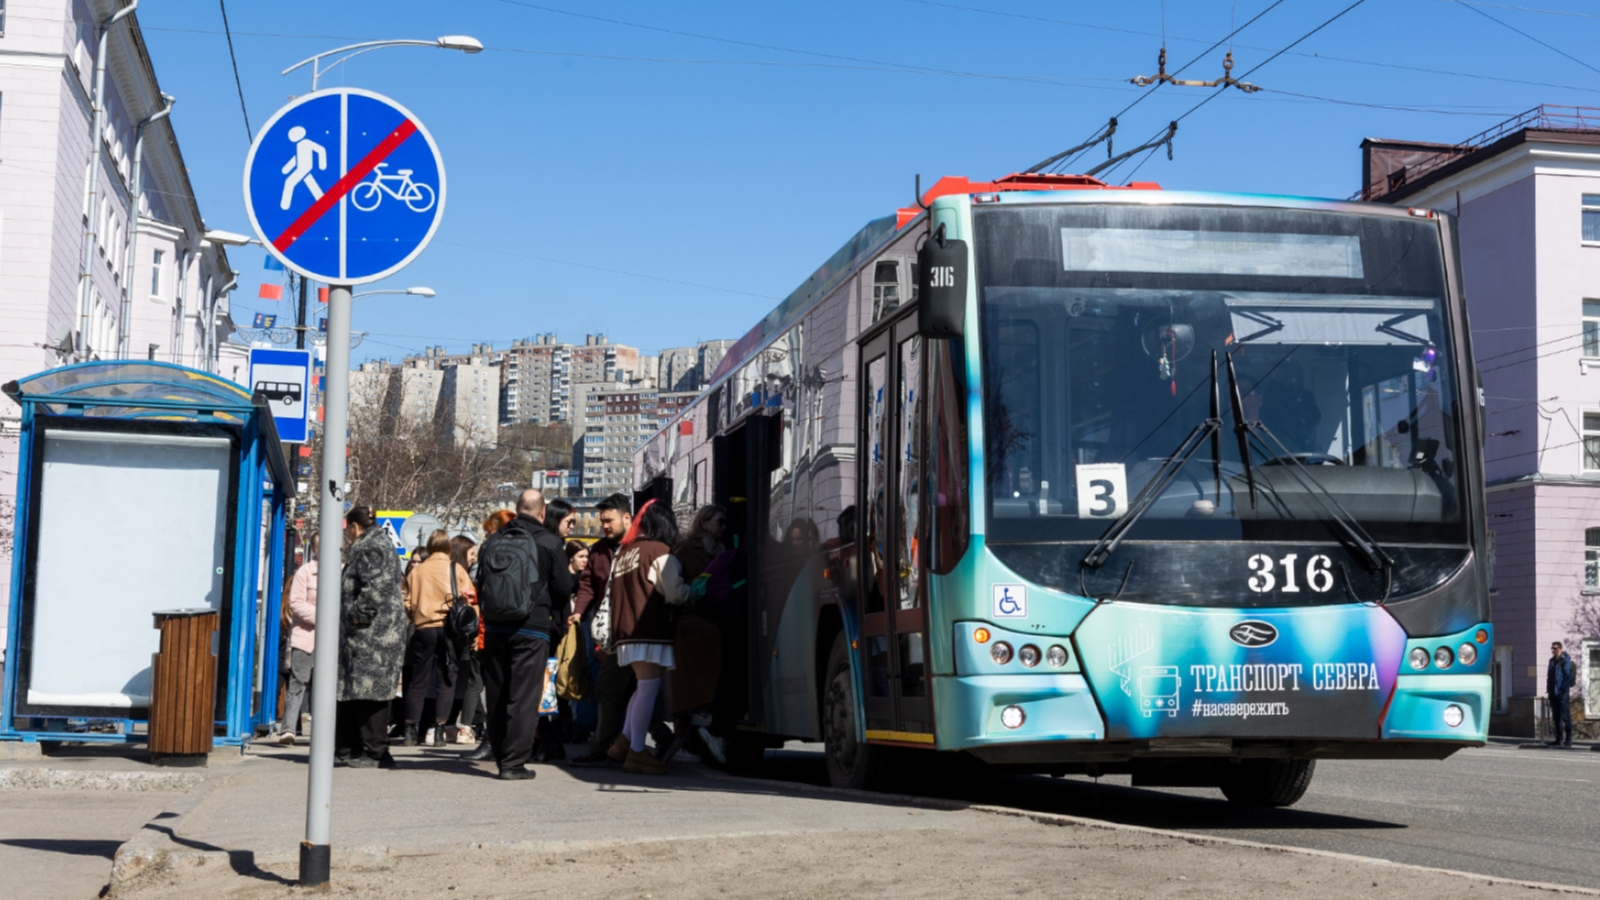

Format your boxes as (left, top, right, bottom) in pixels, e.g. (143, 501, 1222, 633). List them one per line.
(243, 88, 445, 285)
(249, 347, 312, 443)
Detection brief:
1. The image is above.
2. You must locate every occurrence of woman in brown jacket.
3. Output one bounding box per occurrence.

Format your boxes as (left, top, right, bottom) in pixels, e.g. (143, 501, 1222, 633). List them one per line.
(401, 530, 474, 747)
(608, 501, 689, 774)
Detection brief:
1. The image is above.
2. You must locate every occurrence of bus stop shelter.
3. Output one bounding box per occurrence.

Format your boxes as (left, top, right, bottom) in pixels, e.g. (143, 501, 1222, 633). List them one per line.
(0, 361, 295, 747)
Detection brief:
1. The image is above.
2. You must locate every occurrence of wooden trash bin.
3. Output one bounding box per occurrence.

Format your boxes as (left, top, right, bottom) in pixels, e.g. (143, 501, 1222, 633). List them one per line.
(148, 608, 218, 766)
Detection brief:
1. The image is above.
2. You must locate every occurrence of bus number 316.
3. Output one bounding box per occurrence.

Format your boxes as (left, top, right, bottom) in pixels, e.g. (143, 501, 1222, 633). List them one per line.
(1246, 554, 1334, 593)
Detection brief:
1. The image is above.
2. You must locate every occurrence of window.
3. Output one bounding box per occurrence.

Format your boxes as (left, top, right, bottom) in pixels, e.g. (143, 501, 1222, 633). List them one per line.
(150, 249, 163, 297)
(1586, 195, 1600, 242)
(1587, 413, 1600, 472)
(1587, 528, 1600, 590)
(872, 260, 900, 323)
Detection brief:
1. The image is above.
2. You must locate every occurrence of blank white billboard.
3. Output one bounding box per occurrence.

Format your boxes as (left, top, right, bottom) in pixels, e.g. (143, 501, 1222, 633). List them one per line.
(26, 430, 231, 709)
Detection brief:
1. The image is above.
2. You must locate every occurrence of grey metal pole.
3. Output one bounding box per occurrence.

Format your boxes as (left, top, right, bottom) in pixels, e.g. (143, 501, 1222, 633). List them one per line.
(301, 283, 351, 888)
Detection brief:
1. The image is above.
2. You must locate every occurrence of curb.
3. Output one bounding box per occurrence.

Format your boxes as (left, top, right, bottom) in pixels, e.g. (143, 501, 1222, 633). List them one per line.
(0, 768, 205, 792)
(704, 768, 1600, 896)
(108, 770, 240, 893)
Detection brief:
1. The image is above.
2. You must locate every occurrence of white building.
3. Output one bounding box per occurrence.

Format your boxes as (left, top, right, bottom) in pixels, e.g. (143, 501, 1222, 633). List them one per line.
(0, 0, 236, 640)
(1362, 106, 1600, 734)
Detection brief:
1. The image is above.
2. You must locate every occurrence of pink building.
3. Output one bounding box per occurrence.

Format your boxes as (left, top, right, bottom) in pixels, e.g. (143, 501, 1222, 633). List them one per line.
(1363, 106, 1600, 733)
(0, 0, 236, 642)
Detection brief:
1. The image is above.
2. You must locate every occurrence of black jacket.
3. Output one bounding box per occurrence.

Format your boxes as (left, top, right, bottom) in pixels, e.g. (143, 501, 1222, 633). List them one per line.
(494, 513, 574, 635)
(1548, 651, 1576, 696)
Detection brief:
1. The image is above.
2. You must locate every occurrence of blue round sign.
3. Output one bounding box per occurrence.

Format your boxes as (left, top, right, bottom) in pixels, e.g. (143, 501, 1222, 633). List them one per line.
(243, 88, 445, 285)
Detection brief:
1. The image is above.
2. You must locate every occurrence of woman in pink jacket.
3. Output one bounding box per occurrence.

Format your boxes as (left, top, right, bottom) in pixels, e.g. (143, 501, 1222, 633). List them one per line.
(277, 533, 319, 744)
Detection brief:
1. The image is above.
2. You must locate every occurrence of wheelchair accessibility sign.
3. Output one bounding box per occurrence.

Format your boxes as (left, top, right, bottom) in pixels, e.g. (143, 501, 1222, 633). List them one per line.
(243, 88, 445, 285)
(992, 583, 1027, 618)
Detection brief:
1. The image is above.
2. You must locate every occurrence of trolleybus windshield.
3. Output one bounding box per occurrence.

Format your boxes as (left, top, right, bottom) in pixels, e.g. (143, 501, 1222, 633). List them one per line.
(976, 203, 1466, 549)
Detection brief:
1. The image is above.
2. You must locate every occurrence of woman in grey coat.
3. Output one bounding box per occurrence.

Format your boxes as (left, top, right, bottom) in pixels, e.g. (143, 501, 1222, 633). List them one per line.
(336, 506, 408, 767)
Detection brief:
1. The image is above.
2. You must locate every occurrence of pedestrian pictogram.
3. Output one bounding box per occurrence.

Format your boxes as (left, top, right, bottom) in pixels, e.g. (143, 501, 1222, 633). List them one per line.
(242, 88, 446, 285)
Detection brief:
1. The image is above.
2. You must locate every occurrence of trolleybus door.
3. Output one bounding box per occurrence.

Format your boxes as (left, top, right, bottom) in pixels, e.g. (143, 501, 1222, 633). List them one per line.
(857, 317, 934, 740)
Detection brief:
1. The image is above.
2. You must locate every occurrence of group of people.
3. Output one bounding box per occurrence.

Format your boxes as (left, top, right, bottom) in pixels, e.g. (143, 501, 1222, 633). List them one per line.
(274, 489, 734, 780)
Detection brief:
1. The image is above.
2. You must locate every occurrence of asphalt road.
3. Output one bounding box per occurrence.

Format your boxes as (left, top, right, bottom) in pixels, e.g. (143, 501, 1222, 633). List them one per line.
(756, 739, 1600, 889)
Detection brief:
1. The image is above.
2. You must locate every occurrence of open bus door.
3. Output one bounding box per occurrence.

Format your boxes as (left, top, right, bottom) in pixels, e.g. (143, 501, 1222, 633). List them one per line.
(633, 475, 671, 517)
(710, 414, 781, 743)
(857, 316, 934, 745)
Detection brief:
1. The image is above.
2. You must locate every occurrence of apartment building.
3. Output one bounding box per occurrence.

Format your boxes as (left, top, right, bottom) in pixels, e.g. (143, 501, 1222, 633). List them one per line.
(656, 340, 735, 393)
(498, 333, 644, 425)
(577, 386, 660, 499)
(1361, 105, 1600, 733)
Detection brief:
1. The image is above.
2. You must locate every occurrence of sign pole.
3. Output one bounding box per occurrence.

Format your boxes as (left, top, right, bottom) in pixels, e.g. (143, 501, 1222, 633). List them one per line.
(301, 283, 351, 887)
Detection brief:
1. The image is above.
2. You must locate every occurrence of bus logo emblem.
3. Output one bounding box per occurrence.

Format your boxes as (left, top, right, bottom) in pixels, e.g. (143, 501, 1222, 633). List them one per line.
(1229, 621, 1278, 648)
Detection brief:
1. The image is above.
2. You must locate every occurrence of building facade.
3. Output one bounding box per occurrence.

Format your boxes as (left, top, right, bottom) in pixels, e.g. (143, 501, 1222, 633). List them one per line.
(0, 0, 235, 642)
(1362, 106, 1600, 733)
(497, 333, 644, 425)
(577, 386, 660, 499)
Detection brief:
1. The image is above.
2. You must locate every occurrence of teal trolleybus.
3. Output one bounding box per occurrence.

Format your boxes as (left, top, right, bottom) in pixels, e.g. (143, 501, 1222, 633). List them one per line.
(634, 172, 1491, 806)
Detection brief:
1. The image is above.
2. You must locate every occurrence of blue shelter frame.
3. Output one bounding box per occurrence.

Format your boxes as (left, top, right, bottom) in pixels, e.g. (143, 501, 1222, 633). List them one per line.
(0, 362, 295, 746)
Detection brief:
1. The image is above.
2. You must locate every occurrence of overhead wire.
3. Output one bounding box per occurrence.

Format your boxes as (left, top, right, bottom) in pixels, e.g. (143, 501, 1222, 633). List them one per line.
(1447, 0, 1600, 77)
(1112, 0, 1373, 183)
(217, 0, 253, 141)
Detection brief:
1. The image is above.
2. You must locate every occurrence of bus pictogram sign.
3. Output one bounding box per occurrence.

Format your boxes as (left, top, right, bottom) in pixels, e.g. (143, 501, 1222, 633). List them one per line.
(242, 88, 445, 285)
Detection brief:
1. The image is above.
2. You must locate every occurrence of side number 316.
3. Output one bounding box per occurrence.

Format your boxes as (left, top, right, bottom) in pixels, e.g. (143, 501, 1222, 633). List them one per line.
(1246, 553, 1334, 593)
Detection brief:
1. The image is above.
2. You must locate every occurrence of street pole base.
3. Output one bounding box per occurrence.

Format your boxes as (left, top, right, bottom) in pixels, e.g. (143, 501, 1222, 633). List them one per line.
(299, 841, 330, 889)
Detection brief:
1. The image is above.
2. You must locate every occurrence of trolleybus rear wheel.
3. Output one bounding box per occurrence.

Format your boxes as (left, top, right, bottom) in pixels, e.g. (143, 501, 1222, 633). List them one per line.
(1217, 758, 1315, 807)
(823, 632, 888, 790)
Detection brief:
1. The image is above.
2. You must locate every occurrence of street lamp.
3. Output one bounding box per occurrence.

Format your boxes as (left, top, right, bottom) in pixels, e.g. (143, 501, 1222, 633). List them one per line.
(283, 36, 483, 91)
(354, 286, 435, 299)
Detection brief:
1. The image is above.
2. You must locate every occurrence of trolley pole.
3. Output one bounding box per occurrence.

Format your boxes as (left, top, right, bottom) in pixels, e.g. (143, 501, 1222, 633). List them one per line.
(300, 283, 351, 887)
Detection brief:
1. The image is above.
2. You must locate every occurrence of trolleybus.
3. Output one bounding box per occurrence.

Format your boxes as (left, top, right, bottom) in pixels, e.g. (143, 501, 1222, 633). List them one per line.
(634, 172, 1490, 806)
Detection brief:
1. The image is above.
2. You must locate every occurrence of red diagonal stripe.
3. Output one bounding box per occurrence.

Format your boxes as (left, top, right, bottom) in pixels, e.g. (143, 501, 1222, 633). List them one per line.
(272, 118, 420, 253)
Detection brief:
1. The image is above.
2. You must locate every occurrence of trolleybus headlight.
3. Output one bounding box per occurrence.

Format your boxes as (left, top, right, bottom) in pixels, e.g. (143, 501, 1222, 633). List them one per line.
(1000, 705, 1026, 729)
(1443, 704, 1465, 728)
(973, 627, 991, 644)
(990, 642, 1013, 665)
(1046, 645, 1070, 668)
(1019, 645, 1041, 668)
(1409, 647, 1430, 670)
(1434, 646, 1454, 669)
(1457, 642, 1477, 666)
(1475, 628, 1489, 644)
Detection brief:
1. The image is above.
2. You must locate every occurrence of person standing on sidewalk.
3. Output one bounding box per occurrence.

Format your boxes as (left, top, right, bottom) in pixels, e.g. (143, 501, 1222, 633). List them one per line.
(450, 534, 487, 755)
(277, 533, 320, 745)
(402, 530, 471, 747)
(1548, 641, 1577, 748)
(608, 501, 690, 775)
(336, 507, 407, 769)
(479, 489, 574, 780)
(566, 493, 632, 768)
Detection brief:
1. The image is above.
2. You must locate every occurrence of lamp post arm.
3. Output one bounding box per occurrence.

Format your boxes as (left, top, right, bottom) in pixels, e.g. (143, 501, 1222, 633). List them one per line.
(282, 39, 437, 90)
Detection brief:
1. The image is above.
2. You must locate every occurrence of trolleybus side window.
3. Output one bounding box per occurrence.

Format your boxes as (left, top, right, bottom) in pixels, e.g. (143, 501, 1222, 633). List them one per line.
(864, 355, 889, 616)
(927, 338, 969, 573)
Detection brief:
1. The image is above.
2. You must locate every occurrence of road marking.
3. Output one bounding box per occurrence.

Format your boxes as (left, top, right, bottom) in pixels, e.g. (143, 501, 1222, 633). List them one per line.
(272, 118, 419, 252)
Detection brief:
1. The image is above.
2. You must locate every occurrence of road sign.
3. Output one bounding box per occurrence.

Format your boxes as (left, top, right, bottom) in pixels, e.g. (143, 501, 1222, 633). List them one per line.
(248, 347, 312, 443)
(242, 88, 445, 285)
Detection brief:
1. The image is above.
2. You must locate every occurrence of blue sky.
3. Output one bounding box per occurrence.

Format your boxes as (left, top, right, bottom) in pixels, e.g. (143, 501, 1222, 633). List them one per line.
(138, 0, 1600, 364)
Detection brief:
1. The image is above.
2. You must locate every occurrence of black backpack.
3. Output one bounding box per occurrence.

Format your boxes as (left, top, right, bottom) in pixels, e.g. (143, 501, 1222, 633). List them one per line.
(477, 526, 543, 623)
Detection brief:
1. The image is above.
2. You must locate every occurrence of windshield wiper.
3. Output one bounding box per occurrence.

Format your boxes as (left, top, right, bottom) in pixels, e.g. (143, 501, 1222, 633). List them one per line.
(1224, 352, 1394, 575)
(1082, 351, 1223, 570)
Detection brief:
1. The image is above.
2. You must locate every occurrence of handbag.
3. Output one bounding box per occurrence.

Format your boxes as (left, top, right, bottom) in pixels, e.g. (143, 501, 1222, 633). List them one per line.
(444, 562, 479, 657)
(555, 623, 591, 701)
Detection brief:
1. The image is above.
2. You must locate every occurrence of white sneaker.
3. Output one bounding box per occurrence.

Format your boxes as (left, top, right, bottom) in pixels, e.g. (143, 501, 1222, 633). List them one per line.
(698, 727, 727, 765)
(423, 728, 436, 746)
(456, 726, 476, 745)
(275, 731, 296, 746)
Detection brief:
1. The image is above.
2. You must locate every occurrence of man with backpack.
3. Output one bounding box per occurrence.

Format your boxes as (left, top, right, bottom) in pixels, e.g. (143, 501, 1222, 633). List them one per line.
(1547, 641, 1577, 749)
(477, 489, 574, 780)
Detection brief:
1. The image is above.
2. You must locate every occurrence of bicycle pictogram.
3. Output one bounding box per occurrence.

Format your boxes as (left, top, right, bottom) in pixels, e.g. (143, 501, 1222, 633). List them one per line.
(350, 162, 436, 213)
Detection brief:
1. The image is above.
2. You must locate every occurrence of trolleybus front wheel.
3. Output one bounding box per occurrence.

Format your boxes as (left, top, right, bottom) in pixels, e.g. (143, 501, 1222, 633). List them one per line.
(1216, 758, 1315, 807)
(823, 632, 889, 791)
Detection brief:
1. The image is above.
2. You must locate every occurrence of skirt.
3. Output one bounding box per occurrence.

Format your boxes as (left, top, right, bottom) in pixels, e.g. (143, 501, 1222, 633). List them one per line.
(616, 641, 675, 669)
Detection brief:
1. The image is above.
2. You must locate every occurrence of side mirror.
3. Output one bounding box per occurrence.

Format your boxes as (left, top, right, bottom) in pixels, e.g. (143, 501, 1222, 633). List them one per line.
(917, 235, 967, 337)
